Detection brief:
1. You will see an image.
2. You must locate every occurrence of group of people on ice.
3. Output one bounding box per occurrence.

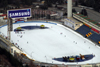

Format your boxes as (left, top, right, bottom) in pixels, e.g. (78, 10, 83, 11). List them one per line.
(63, 54, 85, 62)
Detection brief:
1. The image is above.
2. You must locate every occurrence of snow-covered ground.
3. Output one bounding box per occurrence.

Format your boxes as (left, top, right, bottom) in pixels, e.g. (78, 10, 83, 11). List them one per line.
(0, 21, 100, 65)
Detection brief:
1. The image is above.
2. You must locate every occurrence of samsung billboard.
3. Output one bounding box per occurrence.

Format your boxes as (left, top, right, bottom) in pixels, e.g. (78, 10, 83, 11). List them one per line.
(7, 8, 31, 18)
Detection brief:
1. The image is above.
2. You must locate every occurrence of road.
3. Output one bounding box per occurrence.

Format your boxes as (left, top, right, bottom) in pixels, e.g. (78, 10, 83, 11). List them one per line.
(56, 4, 100, 22)
(73, 7, 100, 22)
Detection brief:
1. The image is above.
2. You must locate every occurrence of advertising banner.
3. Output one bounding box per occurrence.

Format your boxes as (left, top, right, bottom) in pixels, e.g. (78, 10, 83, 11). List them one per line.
(7, 8, 31, 18)
(64, 21, 75, 29)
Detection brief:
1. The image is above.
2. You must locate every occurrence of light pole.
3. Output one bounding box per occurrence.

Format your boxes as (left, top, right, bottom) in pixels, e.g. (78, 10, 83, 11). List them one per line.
(36, 5, 39, 20)
(67, 0, 72, 18)
(45, 56, 47, 62)
(31, 52, 34, 59)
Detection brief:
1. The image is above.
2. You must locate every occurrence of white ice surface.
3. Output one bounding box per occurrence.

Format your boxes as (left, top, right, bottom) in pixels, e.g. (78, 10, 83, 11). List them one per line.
(0, 21, 100, 65)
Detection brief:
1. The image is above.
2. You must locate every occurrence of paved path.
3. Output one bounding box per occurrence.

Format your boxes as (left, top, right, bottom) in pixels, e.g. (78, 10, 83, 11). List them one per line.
(73, 7, 100, 22)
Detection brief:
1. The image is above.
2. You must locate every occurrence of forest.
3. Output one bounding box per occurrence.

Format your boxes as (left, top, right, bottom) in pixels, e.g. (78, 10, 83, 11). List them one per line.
(0, 0, 100, 12)
(78, 0, 100, 12)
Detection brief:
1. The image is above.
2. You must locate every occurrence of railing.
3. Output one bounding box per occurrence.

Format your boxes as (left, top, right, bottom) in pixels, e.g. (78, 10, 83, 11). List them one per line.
(0, 35, 13, 46)
(73, 13, 100, 31)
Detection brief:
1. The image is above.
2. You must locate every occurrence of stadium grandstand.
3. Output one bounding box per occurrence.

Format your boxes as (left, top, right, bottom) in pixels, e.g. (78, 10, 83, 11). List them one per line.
(73, 13, 100, 44)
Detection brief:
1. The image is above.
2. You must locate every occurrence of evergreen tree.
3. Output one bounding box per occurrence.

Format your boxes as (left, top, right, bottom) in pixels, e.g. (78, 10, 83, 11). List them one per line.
(85, 0, 95, 7)
(75, 1, 78, 6)
(81, 8, 88, 16)
(93, 0, 100, 12)
(8, 0, 13, 4)
(78, 0, 86, 6)
(44, 0, 52, 7)
(15, 1, 20, 8)
(72, 8, 76, 13)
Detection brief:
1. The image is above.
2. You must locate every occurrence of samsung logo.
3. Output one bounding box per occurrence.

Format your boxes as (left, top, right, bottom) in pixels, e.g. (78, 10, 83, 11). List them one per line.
(9, 11, 30, 17)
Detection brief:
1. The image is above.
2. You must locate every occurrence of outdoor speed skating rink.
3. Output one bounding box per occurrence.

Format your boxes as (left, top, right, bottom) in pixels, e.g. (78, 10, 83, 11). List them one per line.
(0, 21, 100, 65)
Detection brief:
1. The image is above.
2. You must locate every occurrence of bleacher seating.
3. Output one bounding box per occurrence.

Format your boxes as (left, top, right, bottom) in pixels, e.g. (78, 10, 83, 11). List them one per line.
(98, 41, 100, 44)
(76, 25, 91, 36)
(85, 32, 92, 37)
(76, 25, 100, 44)
(88, 32, 100, 44)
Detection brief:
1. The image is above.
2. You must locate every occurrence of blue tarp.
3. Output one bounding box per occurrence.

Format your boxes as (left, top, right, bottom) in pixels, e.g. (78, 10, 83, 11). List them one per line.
(53, 54, 94, 62)
(76, 25, 100, 44)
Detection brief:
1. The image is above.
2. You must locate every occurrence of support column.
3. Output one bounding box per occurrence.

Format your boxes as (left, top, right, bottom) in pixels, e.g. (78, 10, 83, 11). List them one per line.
(67, 0, 72, 18)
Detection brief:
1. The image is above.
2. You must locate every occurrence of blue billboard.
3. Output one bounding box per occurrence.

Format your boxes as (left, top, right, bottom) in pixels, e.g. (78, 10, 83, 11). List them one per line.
(7, 8, 31, 18)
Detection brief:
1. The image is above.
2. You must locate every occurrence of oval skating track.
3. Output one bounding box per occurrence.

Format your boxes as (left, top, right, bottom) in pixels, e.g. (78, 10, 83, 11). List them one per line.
(0, 21, 100, 65)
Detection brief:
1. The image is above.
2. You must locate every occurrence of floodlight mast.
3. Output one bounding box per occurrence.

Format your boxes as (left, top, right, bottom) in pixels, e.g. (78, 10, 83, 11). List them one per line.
(67, 0, 72, 18)
(7, 17, 12, 41)
(7, 17, 10, 41)
(7, 8, 31, 41)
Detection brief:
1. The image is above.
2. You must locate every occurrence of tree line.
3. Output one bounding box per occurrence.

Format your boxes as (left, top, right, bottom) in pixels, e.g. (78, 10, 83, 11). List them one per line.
(0, 0, 64, 8)
(0, 0, 100, 12)
(0, 47, 23, 67)
(77, 0, 100, 12)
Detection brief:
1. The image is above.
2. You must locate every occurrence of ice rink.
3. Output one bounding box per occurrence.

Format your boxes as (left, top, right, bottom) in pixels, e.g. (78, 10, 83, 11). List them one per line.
(0, 21, 100, 65)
